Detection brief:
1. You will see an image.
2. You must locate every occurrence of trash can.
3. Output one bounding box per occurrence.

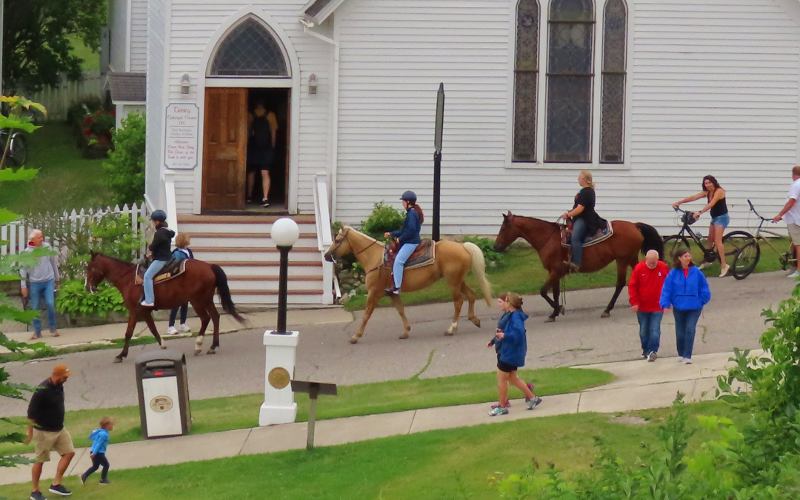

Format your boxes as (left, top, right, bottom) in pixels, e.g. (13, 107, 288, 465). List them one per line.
(134, 350, 192, 438)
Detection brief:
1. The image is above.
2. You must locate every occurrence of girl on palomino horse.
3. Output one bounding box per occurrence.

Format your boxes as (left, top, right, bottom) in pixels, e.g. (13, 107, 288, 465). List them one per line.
(561, 170, 602, 273)
(383, 190, 423, 296)
(140, 210, 175, 307)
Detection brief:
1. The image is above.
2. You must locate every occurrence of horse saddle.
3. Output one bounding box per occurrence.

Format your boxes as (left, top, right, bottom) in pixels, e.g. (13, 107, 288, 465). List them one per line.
(134, 258, 188, 285)
(561, 219, 614, 248)
(384, 239, 436, 270)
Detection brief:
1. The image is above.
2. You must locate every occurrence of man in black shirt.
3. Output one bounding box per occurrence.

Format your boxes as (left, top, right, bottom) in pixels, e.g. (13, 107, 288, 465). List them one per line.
(26, 364, 74, 499)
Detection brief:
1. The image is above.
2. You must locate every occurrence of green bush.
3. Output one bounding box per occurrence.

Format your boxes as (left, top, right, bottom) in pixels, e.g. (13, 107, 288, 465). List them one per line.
(103, 112, 145, 205)
(56, 280, 124, 317)
(463, 236, 505, 268)
(66, 95, 103, 128)
(361, 202, 404, 239)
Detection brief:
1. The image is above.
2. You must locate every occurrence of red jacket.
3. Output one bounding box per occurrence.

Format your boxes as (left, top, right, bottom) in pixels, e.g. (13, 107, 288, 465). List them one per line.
(628, 260, 669, 312)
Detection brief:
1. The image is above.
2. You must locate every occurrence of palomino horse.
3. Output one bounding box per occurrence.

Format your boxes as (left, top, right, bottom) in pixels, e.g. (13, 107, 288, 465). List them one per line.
(85, 252, 245, 362)
(493, 212, 663, 321)
(324, 226, 492, 343)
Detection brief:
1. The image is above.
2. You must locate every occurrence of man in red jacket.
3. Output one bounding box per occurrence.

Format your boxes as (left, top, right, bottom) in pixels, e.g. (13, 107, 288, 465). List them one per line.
(628, 250, 668, 362)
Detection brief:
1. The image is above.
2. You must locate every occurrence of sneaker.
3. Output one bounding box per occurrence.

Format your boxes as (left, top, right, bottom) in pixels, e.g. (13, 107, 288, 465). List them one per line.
(167, 326, 178, 335)
(261, 199, 271, 208)
(30, 491, 46, 500)
(526, 396, 543, 410)
(179, 323, 191, 333)
(648, 351, 658, 362)
(488, 406, 509, 417)
(677, 356, 685, 362)
(80, 472, 87, 485)
(719, 264, 730, 277)
(698, 262, 712, 270)
(641, 352, 647, 359)
(140, 301, 154, 308)
(490, 401, 511, 409)
(384, 287, 400, 296)
(568, 262, 580, 273)
(684, 358, 693, 364)
(99, 479, 110, 485)
(48, 484, 71, 496)
(787, 270, 800, 279)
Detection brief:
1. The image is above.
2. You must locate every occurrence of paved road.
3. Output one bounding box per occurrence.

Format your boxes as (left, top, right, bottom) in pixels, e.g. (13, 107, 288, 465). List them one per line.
(1, 271, 793, 416)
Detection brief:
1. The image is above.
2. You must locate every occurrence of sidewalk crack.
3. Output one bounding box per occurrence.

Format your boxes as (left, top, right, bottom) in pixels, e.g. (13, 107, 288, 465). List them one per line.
(237, 428, 254, 456)
(407, 410, 417, 435)
(576, 392, 583, 413)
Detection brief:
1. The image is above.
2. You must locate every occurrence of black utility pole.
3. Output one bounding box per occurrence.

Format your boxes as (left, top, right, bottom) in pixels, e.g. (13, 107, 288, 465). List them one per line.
(432, 82, 445, 241)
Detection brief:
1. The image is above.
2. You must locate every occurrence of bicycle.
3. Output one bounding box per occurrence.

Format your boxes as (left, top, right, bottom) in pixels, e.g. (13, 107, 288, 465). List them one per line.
(663, 207, 753, 277)
(727, 200, 797, 280)
(0, 128, 27, 167)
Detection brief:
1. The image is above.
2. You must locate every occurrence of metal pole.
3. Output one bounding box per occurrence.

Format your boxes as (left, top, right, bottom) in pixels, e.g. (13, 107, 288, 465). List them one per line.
(277, 245, 291, 334)
(306, 385, 319, 450)
(433, 151, 441, 241)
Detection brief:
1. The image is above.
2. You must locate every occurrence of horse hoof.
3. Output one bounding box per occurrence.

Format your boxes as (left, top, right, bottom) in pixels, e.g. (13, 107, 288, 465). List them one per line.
(399, 333, 409, 340)
(601, 311, 610, 318)
(207, 349, 216, 355)
(349, 336, 359, 344)
(545, 317, 556, 323)
(113, 357, 123, 364)
(160, 344, 167, 350)
(559, 306, 566, 315)
(444, 330, 455, 336)
(194, 349, 202, 356)
(471, 318, 481, 327)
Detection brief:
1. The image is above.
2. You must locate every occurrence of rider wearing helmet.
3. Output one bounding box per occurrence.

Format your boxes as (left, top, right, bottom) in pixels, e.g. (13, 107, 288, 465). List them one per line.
(383, 191, 423, 295)
(141, 210, 176, 307)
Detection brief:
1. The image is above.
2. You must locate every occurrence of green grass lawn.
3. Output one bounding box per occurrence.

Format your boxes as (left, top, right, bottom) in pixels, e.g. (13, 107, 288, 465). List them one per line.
(344, 239, 792, 311)
(68, 35, 100, 73)
(0, 123, 114, 213)
(0, 400, 743, 499)
(0, 367, 611, 457)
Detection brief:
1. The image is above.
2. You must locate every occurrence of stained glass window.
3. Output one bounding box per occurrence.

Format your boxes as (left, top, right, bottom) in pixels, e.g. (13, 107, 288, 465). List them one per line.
(209, 18, 289, 77)
(545, 0, 595, 163)
(600, 0, 627, 163)
(513, 0, 540, 162)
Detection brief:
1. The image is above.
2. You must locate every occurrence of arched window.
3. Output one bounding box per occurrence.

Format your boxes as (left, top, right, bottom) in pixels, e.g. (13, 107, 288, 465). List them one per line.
(513, 0, 540, 162)
(600, 0, 627, 163)
(209, 17, 289, 77)
(545, 0, 595, 163)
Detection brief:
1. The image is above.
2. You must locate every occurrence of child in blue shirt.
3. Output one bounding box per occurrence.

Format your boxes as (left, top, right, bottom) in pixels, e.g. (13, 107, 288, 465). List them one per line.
(383, 190, 423, 295)
(81, 417, 113, 485)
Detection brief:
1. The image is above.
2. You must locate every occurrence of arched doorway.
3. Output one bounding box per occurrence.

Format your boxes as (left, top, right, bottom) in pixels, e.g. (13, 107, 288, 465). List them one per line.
(201, 16, 293, 212)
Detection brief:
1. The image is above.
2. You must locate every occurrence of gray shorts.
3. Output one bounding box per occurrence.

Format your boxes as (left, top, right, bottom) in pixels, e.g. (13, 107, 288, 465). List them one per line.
(788, 223, 800, 245)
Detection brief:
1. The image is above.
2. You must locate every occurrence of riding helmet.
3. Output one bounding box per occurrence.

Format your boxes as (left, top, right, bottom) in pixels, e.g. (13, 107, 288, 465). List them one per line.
(400, 190, 417, 203)
(150, 210, 168, 222)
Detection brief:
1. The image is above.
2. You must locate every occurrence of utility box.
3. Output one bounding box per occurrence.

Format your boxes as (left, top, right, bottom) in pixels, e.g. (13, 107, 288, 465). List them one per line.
(134, 350, 191, 438)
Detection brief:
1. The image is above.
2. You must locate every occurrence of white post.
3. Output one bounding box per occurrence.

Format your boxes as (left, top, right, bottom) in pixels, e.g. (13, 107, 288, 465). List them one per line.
(259, 330, 299, 426)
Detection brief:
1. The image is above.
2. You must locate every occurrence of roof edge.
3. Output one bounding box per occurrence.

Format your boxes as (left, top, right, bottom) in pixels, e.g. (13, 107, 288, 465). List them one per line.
(301, 0, 347, 26)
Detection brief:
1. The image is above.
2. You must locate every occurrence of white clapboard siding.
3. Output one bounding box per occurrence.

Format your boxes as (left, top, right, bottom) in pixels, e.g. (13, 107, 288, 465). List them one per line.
(108, 0, 128, 71)
(145, 0, 169, 210)
(130, 0, 149, 72)
(332, 0, 800, 235)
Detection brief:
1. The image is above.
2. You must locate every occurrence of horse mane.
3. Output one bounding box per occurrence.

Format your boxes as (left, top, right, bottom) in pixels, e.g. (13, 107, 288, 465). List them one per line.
(511, 214, 560, 230)
(93, 253, 137, 268)
(344, 226, 378, 243)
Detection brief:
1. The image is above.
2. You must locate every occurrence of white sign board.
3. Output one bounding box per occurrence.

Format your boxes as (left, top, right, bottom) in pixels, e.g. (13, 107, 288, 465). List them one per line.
(164, 103, 199, 169)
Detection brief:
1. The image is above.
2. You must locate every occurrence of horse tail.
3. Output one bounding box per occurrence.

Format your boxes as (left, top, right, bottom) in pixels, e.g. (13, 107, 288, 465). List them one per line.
(211, 264, 245, 323)
(636, 223, 664, 259)
(463, 242, 493, 306)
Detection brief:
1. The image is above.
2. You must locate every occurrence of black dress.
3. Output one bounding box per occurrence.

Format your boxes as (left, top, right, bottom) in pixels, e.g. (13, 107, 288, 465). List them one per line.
(247, 116, 274, 172)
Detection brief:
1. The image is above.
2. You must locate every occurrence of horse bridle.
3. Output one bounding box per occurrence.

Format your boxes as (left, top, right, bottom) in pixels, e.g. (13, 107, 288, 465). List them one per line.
(329, 228, 384, 274)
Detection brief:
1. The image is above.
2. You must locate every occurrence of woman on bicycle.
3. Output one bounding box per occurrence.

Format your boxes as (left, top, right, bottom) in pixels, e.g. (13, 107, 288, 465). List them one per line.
(672, 175, 730, 277)
(561, 170, 602, 273)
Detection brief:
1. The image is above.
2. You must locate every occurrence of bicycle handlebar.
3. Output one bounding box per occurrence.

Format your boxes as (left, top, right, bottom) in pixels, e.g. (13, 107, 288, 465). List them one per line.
(746, 199, 771, 222)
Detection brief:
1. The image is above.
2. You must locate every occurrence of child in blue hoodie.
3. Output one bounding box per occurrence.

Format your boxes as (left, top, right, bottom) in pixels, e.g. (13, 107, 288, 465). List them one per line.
(81, 417, 113, 485)
(489, 292, 542, 416)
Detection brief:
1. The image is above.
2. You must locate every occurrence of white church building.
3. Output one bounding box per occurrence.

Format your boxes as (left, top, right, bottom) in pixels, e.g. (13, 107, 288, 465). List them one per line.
(134, 0, 800, 304)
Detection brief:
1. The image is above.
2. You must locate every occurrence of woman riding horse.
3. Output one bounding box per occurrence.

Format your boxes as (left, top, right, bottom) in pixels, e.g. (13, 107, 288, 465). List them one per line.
(141, 210, 174, 308)
(383, 190, 423, 296)
(561, 170, 602, 273)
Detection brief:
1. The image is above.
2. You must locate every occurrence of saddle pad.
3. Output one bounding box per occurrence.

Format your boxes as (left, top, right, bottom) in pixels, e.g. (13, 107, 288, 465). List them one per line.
(405, 239, 436, 270)
(561, 220, 614, 249)
(135, 259, 188, 285)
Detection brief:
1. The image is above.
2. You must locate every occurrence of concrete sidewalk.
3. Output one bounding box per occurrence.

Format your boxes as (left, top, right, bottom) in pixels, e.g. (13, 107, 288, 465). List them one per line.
(0, 350, 746, 486)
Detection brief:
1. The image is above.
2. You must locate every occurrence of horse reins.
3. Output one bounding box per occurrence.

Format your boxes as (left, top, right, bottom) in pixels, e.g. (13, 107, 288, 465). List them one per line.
(331, 230, 384, 275)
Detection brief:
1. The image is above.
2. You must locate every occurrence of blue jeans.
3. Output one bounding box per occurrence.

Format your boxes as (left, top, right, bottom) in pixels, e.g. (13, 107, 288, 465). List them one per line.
(393, 243, 418, 289)
(673, 309, 702, 359)
(570, 218, 588, 266)
(28, 280, 57, 336)
(169, 303, 188, 326)
(143, 260, 167, 304)
(636, 311, 663, 355)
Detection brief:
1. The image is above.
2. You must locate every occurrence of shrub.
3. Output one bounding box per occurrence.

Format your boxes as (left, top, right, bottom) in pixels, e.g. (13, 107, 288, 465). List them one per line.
(66, 95, 103, 127)
(56, 280, 124, 317)
(361, 202, 404, 239)
(463, 236, 505, 268)
(103, 112, 145, 205)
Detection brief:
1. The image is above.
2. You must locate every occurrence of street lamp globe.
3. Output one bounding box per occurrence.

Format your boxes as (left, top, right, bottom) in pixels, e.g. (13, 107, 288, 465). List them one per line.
(272, 218, 300, 247)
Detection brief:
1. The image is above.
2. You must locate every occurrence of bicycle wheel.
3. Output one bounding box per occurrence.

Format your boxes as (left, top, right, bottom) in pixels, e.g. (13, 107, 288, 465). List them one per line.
(663, 235, 692, 261)
(8, 133, 26, 166)
(725, 232, 759, 279)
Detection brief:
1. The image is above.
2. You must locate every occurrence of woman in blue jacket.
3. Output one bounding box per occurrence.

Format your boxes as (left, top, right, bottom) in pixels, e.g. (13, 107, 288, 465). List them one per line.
(383, 191, 423, 296)
(659, 247, 711, 364)
(489, 292, 542, 416)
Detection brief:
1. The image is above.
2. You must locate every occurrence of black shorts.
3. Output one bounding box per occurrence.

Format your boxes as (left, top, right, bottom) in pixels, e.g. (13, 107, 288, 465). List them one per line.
(497, 360, 518, 373)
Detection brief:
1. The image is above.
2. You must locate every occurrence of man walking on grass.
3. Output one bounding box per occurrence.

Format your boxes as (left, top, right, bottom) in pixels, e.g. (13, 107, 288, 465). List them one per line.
(26, 364, 74, 499)
(628, 250, 668, 362)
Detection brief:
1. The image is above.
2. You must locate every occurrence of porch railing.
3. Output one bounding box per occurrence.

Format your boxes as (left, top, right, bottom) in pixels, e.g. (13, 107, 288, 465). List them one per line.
(313, 172, 338, 304)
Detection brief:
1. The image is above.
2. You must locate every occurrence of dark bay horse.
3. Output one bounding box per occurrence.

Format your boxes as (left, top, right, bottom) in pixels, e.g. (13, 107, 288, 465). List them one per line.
(493, 212, 663, 321)
(85, 252, 245, 362)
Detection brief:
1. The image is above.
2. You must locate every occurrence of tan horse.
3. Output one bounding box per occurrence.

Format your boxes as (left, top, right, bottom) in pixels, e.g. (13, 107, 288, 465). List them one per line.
(324, 226, 493, 343)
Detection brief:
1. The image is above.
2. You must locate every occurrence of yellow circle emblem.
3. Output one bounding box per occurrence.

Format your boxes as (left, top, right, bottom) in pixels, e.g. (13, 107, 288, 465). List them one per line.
(268, 367, 291, 389)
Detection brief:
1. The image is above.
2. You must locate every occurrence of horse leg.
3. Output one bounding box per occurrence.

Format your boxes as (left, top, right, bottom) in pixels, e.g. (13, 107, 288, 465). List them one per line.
(602, 259, 629, 318)
(540, 273, 561, 322)
(192, 301, 211, 355)
(446, 283, 465, 336)
(351, 289, 379, 344)
(115, 314, 138, 363)
(553, 278, 565, 317)
(143, 312, 166, 350)
(461, 283, 481, 328)
(207, 303, 221, 354)
(389, 295, 411, 339)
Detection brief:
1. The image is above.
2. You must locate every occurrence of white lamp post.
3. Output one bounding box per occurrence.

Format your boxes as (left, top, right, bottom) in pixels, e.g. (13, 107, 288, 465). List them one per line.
(259, 218, 301, 426)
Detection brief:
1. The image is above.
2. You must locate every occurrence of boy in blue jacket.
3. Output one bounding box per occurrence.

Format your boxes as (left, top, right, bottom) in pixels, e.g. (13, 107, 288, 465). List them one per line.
(81, 417, 113, 485)
(489, 292, 542, 416)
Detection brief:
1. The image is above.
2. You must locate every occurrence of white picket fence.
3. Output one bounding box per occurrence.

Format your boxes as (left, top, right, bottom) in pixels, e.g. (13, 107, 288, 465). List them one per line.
(0, 202, 149, 257)
(25, 74, 104, 121)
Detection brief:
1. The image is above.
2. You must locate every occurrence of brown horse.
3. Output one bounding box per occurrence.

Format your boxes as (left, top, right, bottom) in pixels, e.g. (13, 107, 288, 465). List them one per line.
(85, 252, 245, 362)
(493, 212, 663, 321)
(324, 226, 492, 343)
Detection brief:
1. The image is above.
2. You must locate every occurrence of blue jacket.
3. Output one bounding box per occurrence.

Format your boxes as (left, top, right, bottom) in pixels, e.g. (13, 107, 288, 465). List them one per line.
(659, 266, 711, 311)
(495, 310, 529, 367)
(89, 428, 109, 455)
(171, 248, 194, 261)
(391, 207, 421, 245)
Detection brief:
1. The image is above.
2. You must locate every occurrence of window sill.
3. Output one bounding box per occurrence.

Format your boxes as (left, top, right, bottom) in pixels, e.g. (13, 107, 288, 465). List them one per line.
(507, 161, 629, 171)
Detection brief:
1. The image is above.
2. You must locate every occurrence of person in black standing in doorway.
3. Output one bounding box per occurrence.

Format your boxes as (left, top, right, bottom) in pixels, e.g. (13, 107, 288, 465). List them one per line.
(246, 101, 279, 207)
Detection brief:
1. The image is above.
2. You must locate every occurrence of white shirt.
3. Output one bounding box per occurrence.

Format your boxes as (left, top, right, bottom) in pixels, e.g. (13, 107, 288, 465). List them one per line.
(784, 178, 800, 226)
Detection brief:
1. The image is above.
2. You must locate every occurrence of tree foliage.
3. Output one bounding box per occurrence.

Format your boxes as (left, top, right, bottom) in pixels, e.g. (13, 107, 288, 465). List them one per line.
(103, 112, 145, 205)
(2, 0, 107, 92)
